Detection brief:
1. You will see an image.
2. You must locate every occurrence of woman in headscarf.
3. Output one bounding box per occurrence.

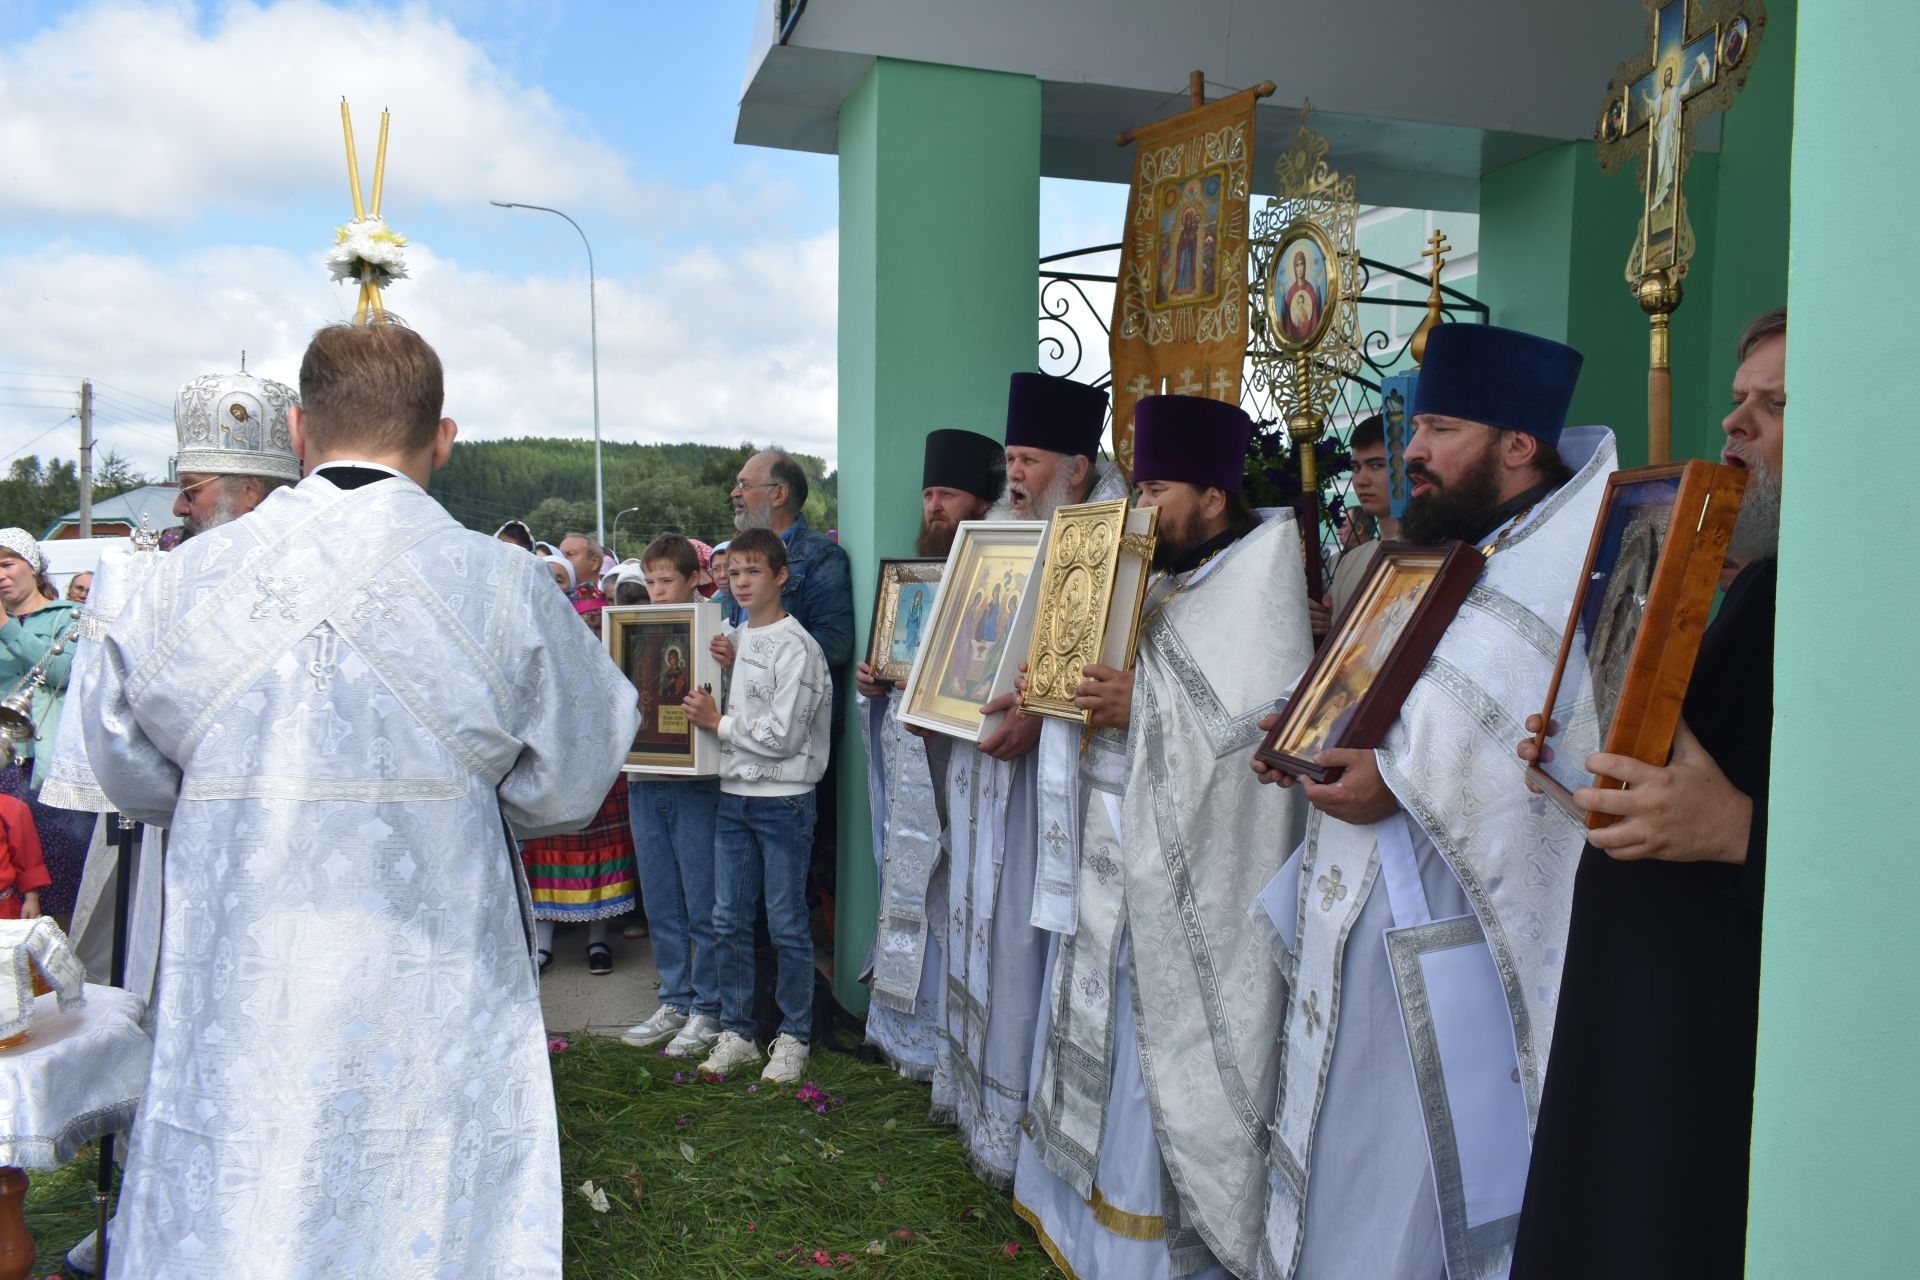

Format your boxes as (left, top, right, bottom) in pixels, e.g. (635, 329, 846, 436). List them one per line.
(493, 519, 535, 551)
(516, 587, 638, 976)
(0, 528, 87, 924)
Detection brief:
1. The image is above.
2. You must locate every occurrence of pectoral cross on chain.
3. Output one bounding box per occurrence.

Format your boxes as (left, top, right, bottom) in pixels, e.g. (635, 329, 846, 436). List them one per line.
(1317, 865, 1347, 911)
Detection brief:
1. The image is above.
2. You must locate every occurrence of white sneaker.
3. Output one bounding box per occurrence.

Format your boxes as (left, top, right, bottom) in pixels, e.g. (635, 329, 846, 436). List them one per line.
(620, 1005, 689, 1049)
(760, 1033, 811, 1085)
(661, 1014, 723, 1058)
(697, 1031, 762, 1080)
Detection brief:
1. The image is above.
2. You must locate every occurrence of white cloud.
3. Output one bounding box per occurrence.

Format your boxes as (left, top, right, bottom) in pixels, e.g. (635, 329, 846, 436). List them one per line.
(0, 231, 839, 478)
(0, 0, 714, 227)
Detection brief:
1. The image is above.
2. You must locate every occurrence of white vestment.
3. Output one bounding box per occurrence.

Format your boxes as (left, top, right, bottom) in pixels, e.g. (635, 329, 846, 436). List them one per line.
(858, 691, 945, 1080)
(44, 542, 168, 994)
(1020, 515, 1313, 1277)
(86, 473, 637, 1279)
(932, 461, 1127, 1185)
(1258, 428, 1617, 1280)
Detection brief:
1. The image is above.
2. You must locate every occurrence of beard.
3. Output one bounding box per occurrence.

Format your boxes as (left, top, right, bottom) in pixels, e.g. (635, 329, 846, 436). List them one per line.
(1725, 444, 1781, 565)
(733, 501, 773, 532)
(987, 465, 1077, 523)
(181, 483, 243, 538)
(1398, 442, 1503, 546)
(917, 515, 959, 557)
(1150, 504, 1207, 570)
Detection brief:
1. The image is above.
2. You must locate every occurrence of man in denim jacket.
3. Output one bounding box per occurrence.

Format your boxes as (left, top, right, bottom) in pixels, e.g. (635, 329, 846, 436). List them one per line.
(727, 449, 853, 690)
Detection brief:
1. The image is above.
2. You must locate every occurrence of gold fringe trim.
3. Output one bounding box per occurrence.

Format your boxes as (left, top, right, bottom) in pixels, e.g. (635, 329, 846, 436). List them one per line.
(1012, 1179, 1167, 1280)
(1087, 1182, 1166, 1241)
(1013, 1196, 1084, 1280)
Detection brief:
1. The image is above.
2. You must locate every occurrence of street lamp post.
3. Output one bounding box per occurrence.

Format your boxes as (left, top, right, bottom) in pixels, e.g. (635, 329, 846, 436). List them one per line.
(610, 506, 641, 561)
(489, 200, 605, 548)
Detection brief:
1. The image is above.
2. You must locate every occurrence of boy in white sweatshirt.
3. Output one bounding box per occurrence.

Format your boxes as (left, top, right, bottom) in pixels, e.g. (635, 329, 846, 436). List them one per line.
(682, 526, 831, 1083)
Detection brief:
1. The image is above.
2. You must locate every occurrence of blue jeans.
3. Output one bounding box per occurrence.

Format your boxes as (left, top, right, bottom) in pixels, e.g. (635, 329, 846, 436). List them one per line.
(627, 778, 721, 1018)
(711, 790, 817, 1042)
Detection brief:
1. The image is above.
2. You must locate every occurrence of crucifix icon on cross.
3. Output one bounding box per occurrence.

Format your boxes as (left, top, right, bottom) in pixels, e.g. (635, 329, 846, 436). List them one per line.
(1595, 0, 1766, 463)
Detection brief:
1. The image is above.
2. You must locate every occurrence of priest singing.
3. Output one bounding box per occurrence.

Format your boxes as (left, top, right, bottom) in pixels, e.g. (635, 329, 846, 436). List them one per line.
(86, 322, 638, 1277)
(1251, 325, 1617, 1280)
(1016, 394, 1313, 1279)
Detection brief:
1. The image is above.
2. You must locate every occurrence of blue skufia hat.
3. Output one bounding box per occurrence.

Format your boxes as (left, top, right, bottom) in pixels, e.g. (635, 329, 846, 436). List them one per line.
(1411, 324, 1584, 445)
(1004, 372, 1108, 460)
(1131, 395, 1252, 494)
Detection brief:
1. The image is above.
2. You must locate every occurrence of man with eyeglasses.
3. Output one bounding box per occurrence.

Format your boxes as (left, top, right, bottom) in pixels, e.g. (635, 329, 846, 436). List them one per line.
(726, 448, 854, 687)
(169, 365, 303, 538)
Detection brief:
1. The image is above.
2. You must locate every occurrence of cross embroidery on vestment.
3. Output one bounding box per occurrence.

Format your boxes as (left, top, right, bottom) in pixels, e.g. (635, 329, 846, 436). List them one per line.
(1317, 866, 1347, 912)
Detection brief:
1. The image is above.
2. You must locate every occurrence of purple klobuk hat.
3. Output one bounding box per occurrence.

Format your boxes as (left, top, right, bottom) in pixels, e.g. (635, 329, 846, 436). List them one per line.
(1411, 324, 1583, 445)
(1131, 394, 1252, 494)
(1004, 372, 1108, 460)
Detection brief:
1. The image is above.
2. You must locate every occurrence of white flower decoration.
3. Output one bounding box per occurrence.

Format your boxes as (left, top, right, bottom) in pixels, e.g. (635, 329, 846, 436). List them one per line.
(326, 218, 410, 288)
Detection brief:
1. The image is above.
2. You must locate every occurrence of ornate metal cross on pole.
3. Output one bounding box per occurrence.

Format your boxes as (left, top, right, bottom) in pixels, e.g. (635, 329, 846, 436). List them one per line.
(1595, 0, 1766, 462)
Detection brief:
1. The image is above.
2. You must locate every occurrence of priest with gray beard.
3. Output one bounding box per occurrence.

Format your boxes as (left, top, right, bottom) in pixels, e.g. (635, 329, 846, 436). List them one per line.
(856, 428, 1003, 1079)
(931, 372, 1125, 1186)
(1509, 307, 1787, 1280)
(1016, 395, 1312, 1279)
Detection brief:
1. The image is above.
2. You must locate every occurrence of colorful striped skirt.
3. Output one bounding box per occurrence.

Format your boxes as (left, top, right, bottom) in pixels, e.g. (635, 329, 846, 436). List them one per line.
(520, 782, 638, 923)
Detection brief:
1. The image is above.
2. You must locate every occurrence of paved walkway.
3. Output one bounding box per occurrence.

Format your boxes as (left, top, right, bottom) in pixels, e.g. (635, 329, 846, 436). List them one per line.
(536, 923, 664, 1037)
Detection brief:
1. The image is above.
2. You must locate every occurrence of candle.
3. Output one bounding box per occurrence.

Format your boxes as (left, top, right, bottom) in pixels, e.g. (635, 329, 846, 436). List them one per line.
(370, 108, 390, 218)
(341, 97, 366, 222)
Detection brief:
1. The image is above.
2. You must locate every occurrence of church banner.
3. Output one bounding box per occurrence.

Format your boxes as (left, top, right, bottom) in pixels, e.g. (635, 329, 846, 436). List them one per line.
(1109, 88, 1260, 480)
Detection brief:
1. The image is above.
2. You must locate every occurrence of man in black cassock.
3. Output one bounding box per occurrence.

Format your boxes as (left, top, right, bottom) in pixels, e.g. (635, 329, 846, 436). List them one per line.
(1509, 307, 1787, 1280)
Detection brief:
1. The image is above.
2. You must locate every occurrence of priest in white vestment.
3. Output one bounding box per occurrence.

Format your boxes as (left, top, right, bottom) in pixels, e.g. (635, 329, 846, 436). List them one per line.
(86, 323, 637, 1278)
(1016, 395, 1312, 1278)
(1251, 325, 1615, 1280)
(931, 372, 1124, 1185)
(859, 428, 1001, 1078)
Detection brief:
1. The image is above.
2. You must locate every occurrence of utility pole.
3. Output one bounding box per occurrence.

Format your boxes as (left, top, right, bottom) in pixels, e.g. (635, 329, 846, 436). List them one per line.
(78, 379, 93, 539)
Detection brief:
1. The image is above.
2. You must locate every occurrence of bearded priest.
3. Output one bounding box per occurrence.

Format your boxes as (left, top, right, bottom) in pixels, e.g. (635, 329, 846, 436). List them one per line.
(930, 372, 1126, 1185)
(1252, 325, 1617, 1280)
(85, 323, 638, 1277)
(1016, 394, 1313, 1279)
(856, 427, 1002, 1079)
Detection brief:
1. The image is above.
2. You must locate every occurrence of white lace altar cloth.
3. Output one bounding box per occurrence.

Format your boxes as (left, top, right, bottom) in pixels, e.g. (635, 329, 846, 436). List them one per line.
(0, 983, 149, 1168)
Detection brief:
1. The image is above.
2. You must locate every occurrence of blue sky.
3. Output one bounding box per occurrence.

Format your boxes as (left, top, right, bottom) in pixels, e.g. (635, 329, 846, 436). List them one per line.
(0, 1, 1125, 481)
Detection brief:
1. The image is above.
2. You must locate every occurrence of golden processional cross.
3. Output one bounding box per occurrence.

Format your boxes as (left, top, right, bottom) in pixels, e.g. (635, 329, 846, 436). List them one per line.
(1596, 0, 1765, 461)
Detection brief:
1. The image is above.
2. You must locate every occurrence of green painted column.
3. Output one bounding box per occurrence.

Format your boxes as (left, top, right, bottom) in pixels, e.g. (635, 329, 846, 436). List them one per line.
(832, 59, 1041, 1012)
(1748, 2, 1918, 1273)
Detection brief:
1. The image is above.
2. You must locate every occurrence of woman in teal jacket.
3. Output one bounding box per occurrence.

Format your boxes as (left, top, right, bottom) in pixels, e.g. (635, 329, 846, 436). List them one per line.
(0, 528, 83, 922)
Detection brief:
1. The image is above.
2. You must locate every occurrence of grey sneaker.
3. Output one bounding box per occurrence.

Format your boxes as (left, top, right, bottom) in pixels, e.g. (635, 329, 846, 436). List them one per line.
(760, 1033, 811, 1085)
(660, 1014, 723, 1058)
(66, 1227, 100, 1275)
(697, 1031, 762, 1080)
(619, 1005, 689, 1049)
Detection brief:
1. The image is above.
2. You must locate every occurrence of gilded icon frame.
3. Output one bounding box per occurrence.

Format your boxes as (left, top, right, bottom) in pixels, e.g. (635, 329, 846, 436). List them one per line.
(866, 557, 944, 685)
(900, 521, 1047, 742)
(604, 601, 724, 776)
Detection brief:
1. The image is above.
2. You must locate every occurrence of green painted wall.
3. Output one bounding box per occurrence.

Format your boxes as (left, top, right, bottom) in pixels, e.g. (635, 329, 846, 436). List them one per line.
(1699, 1, 1796, 456)
(1476, 2, 1795, 471)
(1477, 142, 1681, 470)
(833, 58, 1041, 1011)
(1747, 2, 1918, 1273)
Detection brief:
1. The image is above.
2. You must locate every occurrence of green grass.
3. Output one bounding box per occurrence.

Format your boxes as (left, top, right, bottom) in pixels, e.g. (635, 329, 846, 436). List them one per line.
(23, 1032, 1053, 1278)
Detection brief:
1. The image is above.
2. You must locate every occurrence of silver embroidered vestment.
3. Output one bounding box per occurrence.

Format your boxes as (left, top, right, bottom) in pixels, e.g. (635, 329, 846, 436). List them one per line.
(1260, 427, 1618, 1280)
(858, 691, 944, 1079)
(86, 474, 637, 1279)
(1023, 513, 1312, 1278)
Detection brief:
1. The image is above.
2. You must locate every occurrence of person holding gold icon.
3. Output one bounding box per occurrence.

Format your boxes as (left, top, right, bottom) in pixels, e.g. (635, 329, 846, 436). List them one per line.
(1016, 393, 1313, 1278)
